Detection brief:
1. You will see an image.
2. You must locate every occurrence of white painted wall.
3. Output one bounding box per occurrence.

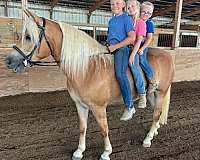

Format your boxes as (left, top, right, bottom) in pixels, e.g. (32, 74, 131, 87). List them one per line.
(0, 1, 112, 26)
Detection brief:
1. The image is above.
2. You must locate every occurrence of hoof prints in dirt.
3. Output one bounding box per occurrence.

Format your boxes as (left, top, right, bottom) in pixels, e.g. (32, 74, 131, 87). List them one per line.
(0, 81, 200, 160)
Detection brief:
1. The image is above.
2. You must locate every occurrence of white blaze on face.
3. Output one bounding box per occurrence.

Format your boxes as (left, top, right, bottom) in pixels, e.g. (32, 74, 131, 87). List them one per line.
(23, 59, 28, 67)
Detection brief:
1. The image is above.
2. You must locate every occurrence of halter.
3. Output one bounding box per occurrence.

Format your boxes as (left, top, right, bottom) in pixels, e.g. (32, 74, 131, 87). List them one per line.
(13, 17, 59, 67)
(13, 17, 112, 68)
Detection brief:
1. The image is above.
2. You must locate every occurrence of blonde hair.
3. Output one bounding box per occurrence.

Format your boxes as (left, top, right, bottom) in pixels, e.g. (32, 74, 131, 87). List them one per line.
(141, 1, 154, 12)
(110, 0, 126, 14)
(126, 0, 140, 26)
(110, 0, 126, 5)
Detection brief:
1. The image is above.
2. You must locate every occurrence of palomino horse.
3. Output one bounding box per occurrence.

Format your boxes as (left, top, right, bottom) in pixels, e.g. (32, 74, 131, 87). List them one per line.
(6, 10, 174, 160)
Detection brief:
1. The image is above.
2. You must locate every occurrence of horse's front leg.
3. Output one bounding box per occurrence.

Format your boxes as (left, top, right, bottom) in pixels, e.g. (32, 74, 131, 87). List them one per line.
(92, 106, 112, 160)
(72, 103, 89, 160)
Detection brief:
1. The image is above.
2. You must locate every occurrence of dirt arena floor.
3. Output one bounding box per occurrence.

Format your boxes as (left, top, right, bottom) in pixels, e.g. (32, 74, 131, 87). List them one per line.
(0, 81, 200, 160)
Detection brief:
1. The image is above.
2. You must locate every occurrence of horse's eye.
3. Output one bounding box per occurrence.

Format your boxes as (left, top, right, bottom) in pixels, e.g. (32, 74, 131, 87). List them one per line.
(25, 34, 31, 41)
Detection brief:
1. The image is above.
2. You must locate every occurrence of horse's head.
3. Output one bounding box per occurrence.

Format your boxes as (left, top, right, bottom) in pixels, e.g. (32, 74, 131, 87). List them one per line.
(6, 9, 109, 75)
(6, 9, 60, 73)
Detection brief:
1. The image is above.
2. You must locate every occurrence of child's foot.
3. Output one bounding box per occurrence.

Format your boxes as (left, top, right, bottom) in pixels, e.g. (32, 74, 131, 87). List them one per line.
(120, 107, 136, 121)
(148, 81, 158, 94)
(138, 95, 147, 108)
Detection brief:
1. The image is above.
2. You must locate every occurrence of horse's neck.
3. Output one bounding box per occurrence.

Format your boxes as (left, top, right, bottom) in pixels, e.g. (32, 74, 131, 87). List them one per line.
(66, 57, 111, 81)
(49, 21, 63, 62)
(65, 57, 112, 94)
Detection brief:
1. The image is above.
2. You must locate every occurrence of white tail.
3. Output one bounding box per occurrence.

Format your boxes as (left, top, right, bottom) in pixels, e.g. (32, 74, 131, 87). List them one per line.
(159, 85, 171, 125)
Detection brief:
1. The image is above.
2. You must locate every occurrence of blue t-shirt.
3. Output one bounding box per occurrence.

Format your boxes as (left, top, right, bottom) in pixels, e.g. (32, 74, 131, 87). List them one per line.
(146, 19, 154, 34)
(107, 13, 134, 45)
(140, 19, 154, 46)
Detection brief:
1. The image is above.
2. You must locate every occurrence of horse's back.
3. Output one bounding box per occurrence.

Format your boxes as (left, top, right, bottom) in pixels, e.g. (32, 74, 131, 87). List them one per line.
(148, 48, 174, 92)
(74, 48, 174, 106)
(106, 48, 174, 104)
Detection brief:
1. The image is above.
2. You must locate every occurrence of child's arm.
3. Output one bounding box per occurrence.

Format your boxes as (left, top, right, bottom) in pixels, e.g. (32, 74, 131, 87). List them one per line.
(129, 19, 146, 65)
(138, 20, 154, 54)
(138, 33, 153, 54)
(108, 31, 135, 52)
(129, 35, 143, 65)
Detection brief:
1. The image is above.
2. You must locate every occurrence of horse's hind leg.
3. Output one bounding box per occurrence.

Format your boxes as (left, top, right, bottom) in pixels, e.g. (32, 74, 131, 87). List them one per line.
(91, 106, 112, 160)
(72, 103, 89, 160)
(147, 92, 155, 108)
(143, 86, 171, 147)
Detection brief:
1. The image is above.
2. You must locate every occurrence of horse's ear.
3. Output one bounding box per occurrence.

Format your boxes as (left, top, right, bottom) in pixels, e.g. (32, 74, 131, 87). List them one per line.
(24, 9, 41, 26)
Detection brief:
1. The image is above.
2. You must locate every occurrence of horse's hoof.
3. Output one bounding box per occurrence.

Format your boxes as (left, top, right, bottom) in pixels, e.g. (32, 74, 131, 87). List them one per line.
(143, 138, 151, 148)
(143, 142, 151, 148)
(100, 157, 110, 160)
(154, 131, 158, 136)
(99, 155, 110, 160)
(72, 156, 82, 160)
(72, 149, 83, 160)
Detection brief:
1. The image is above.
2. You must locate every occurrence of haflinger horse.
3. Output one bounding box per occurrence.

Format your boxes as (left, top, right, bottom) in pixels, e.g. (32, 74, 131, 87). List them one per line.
(6, 9, 174, 160)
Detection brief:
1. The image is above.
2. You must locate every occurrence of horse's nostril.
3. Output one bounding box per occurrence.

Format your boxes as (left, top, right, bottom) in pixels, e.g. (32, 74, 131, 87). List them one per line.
(5, 58, 10, 65)
(5, 57, 13, 69)
(13, 68, 17, 73)
(7, 59, 11, 65)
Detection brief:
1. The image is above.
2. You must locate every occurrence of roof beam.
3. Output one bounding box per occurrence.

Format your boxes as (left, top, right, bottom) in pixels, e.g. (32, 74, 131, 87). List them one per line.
(149, 0, 157, 2)
(88, 0, 108, 14)
(51, 0, 59, 8)
(4, 0, 8, 17)
(153, 0, 200, 17)
(88, 0, 156, 14)
(182, 8, 200, 18)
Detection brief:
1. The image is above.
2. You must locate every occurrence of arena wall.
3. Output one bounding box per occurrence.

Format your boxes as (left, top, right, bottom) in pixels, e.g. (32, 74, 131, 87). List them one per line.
(1, 48, 200, 97)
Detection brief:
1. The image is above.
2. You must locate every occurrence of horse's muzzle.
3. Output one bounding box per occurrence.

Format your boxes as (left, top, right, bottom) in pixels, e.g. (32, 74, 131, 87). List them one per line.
(5, 53, 25, 73)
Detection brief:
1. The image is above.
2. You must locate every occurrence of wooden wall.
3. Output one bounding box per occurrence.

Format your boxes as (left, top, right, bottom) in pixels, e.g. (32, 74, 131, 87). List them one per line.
(0, 17, 22, 47)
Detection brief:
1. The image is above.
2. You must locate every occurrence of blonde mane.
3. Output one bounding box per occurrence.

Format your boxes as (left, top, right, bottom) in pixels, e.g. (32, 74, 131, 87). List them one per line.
(58, 22, 112, 77)
(22, 18, 112, 77)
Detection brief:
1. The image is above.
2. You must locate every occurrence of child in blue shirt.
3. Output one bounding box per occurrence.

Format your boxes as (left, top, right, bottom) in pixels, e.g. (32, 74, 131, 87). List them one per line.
(138, 1, 158, 94)
(107, 0, 136, 121)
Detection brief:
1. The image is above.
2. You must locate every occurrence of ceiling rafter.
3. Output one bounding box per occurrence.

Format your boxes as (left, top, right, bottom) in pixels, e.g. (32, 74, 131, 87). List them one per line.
(3, 0, 200, 20)
(50, 0, 59, 8)
(88, 0, 108, 14)
(182, 8, 200, 18)
(87, 0, 158, 15)
(153, 0, 200, 17)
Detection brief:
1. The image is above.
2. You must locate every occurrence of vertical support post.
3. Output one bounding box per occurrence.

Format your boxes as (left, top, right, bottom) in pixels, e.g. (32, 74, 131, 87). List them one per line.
(93, 26, 96, 39)
(22, 0, 28, 24)
(50, 0, 59, 19)
(172, 0, 183, 49)
(197, 25, 200, 48)
(21, 0, 27, 45)
(50, 7, 53, 19)
(4, 0, 8, 17)
(87, 13, 91, 24)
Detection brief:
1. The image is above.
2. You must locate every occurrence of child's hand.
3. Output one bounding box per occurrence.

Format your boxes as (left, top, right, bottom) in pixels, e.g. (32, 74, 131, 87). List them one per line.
(129, 54, 135, 66)
(108, 45, 117, 53)
(138, 48, 144, 55)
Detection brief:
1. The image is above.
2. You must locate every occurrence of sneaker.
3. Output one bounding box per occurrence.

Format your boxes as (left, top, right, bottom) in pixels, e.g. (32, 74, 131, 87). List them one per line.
(120, 107, 136, 121)
(138, 95, 147, 108)
(147, 81, 158, 94)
